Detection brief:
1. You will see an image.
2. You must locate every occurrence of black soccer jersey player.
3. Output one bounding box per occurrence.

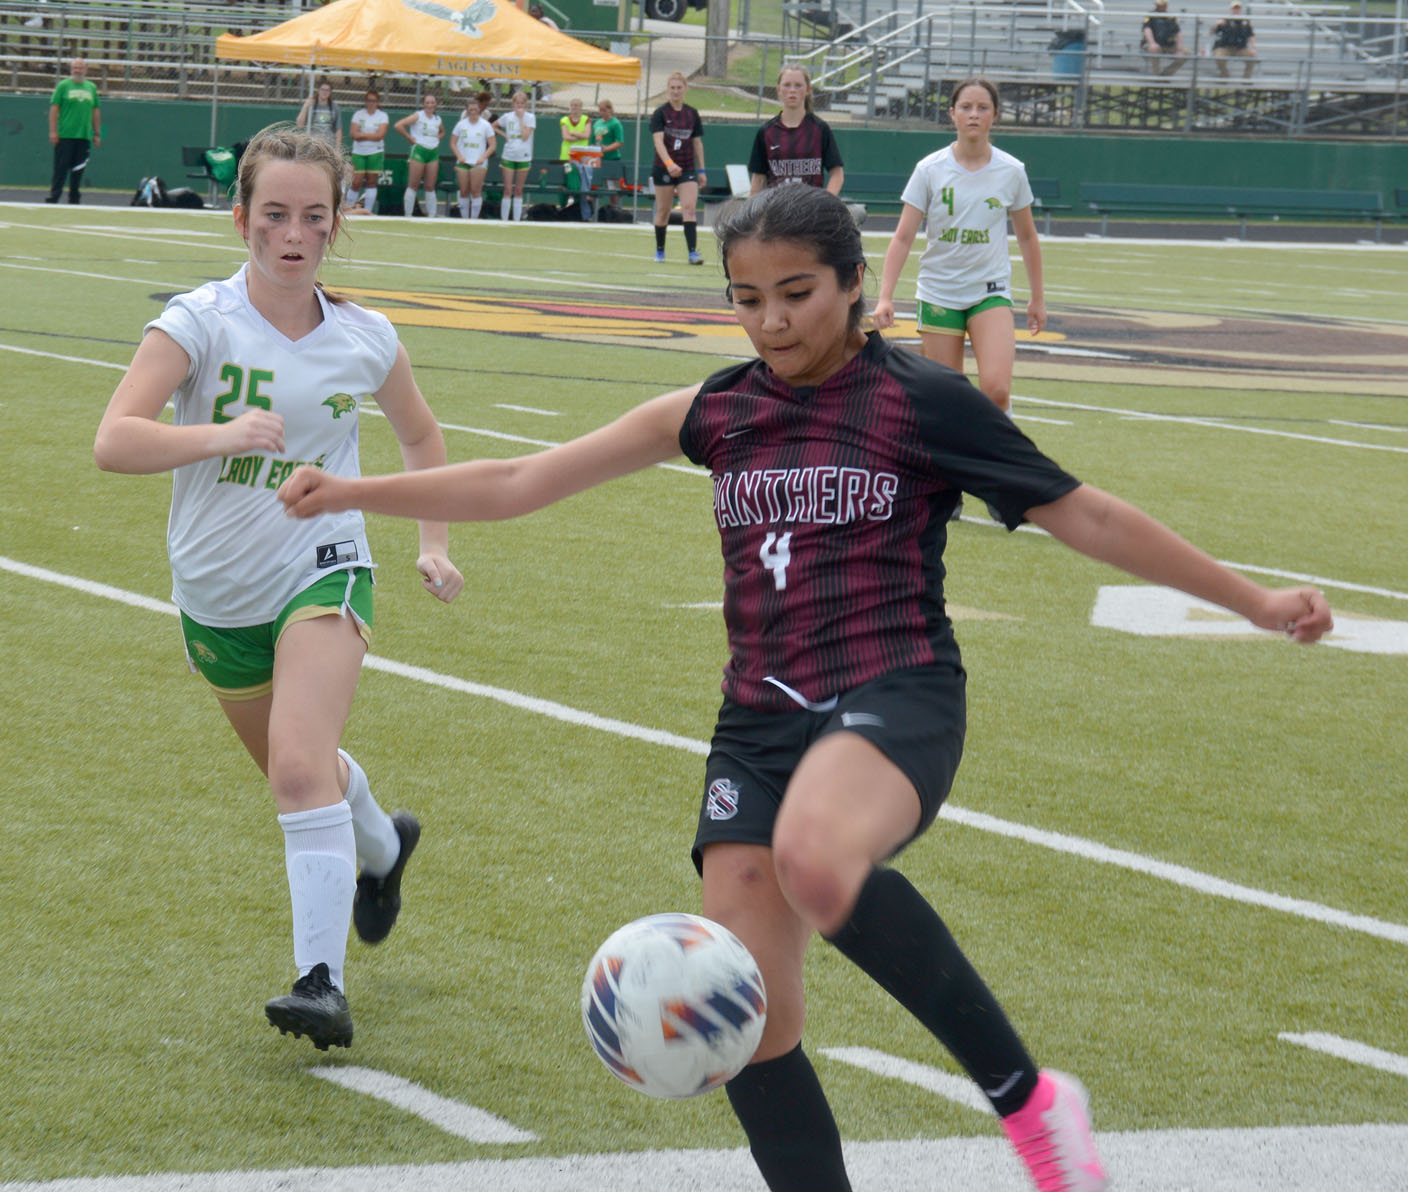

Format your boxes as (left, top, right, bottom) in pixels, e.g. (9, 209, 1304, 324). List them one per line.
(649, 71, 707, 264)
(748, 65, 844, 195)
(279, 185, 1332, 1192)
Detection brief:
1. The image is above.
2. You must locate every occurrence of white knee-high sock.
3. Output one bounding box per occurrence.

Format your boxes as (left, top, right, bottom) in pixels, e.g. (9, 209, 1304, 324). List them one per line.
(501, 196, 511, 220)
(425, 191, 438, 218)
(459, 196, 470, 219)
(512, 196, 523, 220)
(403, 187, 416, 217)
(338, 748, 399, 877)
(279, 801, 356, 991)
(470, 196, 482, 219)
(363, 187, 378, 213)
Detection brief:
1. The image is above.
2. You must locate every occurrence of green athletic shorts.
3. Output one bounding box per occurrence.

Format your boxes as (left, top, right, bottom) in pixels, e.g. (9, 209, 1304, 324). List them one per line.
(409, 144, 439, 165)
(917, 294, 1012, 335)
(351, 151, 384, 172)
(180, 568, 373, 701)
(500, 159, 532, 172)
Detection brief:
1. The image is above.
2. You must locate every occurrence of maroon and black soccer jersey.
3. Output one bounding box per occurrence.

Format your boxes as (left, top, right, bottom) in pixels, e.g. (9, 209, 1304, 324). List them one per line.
(649, 102, 704, 172)
(679, 332, 1079, 712)
(747, 113, 843, 188)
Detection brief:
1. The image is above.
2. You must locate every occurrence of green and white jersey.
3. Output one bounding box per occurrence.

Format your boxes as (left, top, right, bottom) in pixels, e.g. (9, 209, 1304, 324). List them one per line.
(495, 110, 535, 164)
(900, 144, 1034, 310)
(350, 108, 389, 154)
(451, 115, 492, 163)
(404, 111, 443, 150)
(147, 266, 399, 627)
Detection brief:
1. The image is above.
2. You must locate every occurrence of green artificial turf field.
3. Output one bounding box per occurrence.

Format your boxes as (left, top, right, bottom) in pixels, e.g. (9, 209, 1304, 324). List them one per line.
(0, 205, 1404, 1190)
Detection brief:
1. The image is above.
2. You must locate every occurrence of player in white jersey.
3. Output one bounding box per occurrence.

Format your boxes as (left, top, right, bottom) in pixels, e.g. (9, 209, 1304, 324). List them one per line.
(347, 88, 390, 213)
(491, 89, 536, 221)
(450, 96, 496, 220)
(94, 126, 463, 1051)
(875, 77, 1045, 415)
(395, 94, 444, 218)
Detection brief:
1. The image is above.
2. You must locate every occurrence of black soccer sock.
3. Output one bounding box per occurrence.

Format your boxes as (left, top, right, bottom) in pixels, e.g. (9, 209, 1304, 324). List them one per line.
(683, 221, 698, 252)
(825, 867, 1039, 1116)
(725, 1045, 852, 1191)
(654, 223, 667, 251)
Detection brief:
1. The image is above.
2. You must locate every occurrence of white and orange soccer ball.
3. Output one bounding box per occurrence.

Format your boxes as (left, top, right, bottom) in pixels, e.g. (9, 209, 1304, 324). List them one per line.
(581, 913, 767, 1099)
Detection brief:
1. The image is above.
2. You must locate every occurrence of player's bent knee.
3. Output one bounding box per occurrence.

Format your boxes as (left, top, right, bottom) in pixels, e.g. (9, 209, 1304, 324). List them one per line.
(772, 840, 860, 936)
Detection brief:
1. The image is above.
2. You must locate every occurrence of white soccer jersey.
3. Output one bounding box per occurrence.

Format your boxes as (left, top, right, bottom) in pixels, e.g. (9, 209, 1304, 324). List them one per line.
(451, 116, 492, 164)
(350, 108, 389, 153)
(496, 111, 535, 163)
(147, 266, 400, 627)
(404, 111, 443, 150)
(900, 144, 1034, 310)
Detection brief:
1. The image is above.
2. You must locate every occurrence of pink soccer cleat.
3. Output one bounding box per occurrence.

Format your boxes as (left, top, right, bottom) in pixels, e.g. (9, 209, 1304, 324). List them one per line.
(1000, 1069, 1109, 1191)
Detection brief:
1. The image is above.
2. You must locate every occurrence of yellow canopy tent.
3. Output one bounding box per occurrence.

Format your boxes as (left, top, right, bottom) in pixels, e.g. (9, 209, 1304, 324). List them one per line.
(214, 0, 641, 84)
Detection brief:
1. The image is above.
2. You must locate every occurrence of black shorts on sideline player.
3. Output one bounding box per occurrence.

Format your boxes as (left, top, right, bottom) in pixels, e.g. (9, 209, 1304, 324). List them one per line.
(692, 663, 966, 873)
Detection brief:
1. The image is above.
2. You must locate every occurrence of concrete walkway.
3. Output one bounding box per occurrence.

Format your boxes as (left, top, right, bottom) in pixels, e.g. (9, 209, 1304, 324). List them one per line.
(546, 18, 710, 113)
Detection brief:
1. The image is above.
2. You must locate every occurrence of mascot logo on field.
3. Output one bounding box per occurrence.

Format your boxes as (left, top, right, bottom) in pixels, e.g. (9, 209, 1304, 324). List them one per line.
(402, 0, 498, 38)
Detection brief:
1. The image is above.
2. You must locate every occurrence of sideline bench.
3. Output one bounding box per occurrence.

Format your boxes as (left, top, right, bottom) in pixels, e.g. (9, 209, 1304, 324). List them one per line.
(1080, 182, 1386, 240)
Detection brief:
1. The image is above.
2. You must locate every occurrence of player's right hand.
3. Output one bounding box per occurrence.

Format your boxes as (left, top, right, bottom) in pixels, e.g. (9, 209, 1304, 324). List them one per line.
(278, 466, 348, 517)
(222, 408, 285, 455)
(872, 299, 896, 330)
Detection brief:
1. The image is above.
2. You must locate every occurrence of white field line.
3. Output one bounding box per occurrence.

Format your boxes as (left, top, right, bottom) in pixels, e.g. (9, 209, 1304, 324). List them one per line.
(1279, 1032, 1408, 1079)
(819, 1047, 994, 1114)
(493, 403, 561, 416)
(939, 805, 1408, 948)
(4, 1126, 1408, 1192)
(1012, 392, 1408, 455)
(4, 553, 1407, 951)
(308, 1067, 537, 1144)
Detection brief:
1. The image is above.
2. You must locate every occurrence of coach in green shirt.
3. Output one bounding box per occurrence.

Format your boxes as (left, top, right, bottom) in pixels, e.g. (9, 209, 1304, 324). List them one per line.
(47, 58, 101, 204)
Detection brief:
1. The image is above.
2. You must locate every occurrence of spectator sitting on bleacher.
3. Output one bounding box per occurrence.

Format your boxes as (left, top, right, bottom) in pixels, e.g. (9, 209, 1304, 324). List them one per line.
(1142, 0, 1187, 75)
(1212, 1, 1257, 79)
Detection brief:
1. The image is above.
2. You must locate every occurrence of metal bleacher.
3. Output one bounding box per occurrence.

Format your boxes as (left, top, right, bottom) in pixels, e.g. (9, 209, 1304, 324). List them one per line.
(788, 0, 1407, 135)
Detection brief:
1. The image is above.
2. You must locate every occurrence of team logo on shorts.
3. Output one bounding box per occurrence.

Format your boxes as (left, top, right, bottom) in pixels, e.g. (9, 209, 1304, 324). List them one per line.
(191, 640, 218, 665)
(706, 777, 741, 821)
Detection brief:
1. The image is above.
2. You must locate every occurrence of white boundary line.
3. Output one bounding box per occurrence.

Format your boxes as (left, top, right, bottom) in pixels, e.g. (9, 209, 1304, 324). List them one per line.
(3, 553, 1405, 951)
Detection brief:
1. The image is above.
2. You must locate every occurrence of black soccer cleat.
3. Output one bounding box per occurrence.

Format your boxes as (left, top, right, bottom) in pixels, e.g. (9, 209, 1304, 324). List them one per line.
(264, 962, 353, 1050)
(352, 811, 421, 945)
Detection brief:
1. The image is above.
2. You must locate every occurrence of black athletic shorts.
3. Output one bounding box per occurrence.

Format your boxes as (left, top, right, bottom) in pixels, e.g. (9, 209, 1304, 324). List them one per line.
(691, 663, 966, 873)
(651, 164, 700, 189)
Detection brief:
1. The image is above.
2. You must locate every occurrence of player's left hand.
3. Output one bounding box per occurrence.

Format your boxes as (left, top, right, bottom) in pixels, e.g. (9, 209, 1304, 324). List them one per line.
(417, 552, 464, 604)
(1026, 297, 1046, 337)
(1251, 586, 1333, 644)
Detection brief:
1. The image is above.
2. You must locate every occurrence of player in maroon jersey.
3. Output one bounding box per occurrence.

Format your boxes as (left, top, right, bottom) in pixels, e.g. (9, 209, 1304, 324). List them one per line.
(748, 65, 844, 196)
(278, 185, 1332, 1192)
(649, 71, 707, 264)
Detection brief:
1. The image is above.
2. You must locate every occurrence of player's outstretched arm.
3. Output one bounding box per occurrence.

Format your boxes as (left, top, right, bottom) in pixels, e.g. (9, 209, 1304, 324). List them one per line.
(279, 385, 699, 524)
(1026, 483, 1333, 643)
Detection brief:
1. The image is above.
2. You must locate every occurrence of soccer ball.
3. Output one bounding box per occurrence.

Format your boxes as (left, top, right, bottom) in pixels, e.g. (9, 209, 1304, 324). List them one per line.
(581, 912, 767, 1099)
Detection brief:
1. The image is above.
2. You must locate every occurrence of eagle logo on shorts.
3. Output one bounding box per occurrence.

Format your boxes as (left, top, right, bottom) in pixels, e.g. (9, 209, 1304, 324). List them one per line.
(191, 640, 218, 665)
(706, 778, 741, 821)
(322, 393, 358, 419)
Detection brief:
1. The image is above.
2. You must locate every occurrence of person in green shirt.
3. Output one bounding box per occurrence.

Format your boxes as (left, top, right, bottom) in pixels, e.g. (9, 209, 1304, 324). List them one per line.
(47, 58, 101, 204)
(592, 98, 626, 211)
